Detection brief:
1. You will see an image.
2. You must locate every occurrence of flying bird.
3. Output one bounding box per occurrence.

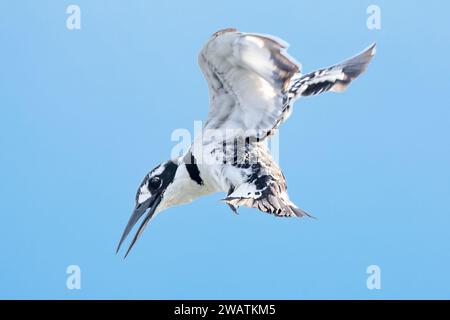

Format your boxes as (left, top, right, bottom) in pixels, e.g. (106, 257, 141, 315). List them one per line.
(117, 28, 376, 257)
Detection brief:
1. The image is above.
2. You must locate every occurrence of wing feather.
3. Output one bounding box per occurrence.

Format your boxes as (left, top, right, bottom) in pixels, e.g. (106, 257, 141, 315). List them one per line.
(199, 29, 375, 144)
(199, 29, 299, 139)
(289, 43, 376, 97)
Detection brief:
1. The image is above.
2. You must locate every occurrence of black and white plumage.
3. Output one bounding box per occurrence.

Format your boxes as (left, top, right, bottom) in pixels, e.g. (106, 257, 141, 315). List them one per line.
(117, 28, 376, 257)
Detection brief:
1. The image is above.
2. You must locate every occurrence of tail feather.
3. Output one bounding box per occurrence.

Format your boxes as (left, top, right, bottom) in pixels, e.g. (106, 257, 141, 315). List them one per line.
(223, 186, 315, 219)
(290, 205, 316, 219)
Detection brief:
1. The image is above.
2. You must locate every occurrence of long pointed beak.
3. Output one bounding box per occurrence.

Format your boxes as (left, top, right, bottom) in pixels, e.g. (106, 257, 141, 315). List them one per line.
(116, 193, 163, 258)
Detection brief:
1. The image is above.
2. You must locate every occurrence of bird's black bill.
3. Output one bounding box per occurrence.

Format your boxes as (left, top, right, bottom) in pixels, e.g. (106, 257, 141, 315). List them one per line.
(116, 193, 163, 258)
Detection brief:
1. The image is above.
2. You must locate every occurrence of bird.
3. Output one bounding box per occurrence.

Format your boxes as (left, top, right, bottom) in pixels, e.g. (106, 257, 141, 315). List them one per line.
(116, 28, 376, 257)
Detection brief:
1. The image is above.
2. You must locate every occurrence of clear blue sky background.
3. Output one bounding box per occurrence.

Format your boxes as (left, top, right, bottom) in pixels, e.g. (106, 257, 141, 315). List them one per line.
(1, 0, 449, 299)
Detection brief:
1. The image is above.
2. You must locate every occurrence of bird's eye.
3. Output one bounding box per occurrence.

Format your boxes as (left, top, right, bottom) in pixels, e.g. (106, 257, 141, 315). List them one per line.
(148, 176, 162, 190)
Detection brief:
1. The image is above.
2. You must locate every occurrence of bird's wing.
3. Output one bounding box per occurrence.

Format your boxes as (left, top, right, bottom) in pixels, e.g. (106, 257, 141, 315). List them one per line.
(288, 43, 376, 97)
(199, 29, 300, 141)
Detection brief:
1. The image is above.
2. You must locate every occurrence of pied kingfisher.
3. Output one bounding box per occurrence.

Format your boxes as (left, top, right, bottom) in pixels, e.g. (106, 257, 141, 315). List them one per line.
(117, 28, 376, 257)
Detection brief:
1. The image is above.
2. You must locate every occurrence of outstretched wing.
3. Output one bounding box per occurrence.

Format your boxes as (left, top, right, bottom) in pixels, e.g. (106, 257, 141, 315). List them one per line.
(199, 28, 300, 140)
(288, 43, 376, 97)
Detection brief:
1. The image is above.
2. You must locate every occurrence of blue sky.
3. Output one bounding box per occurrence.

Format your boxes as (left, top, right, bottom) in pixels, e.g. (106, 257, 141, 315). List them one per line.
(1, 0, 449, 299)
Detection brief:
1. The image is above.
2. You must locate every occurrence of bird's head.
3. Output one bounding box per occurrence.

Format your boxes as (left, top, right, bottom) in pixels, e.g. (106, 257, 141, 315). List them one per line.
(116, 160, 179, 258)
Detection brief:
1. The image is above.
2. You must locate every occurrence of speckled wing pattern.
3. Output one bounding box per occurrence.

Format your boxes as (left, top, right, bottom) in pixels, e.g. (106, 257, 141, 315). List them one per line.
(199, 29, 375, 217)
(288, 44, 376, 97)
